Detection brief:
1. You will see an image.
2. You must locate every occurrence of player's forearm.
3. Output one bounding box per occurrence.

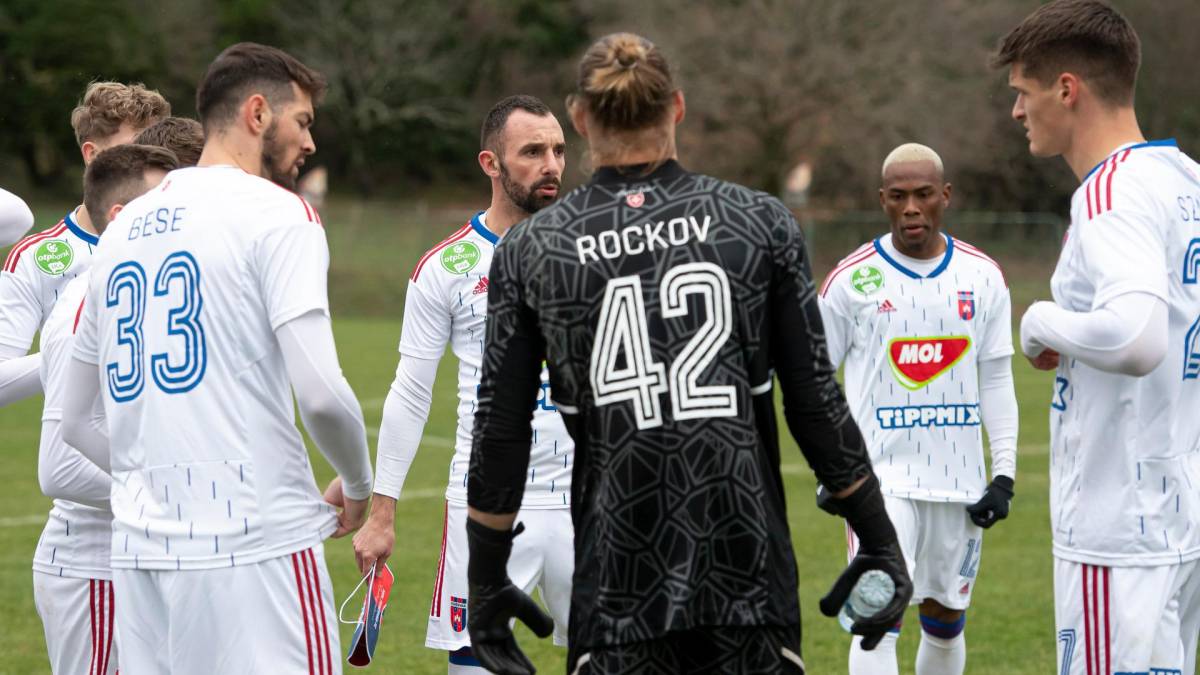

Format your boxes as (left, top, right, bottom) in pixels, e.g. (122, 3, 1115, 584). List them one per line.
(978, 356, 1018, 479)
(1020, 293, 1167, 376)
(61, 357, 111, 472)
(38, 420, 112, 508)
(277, 313, 373, 500)
(373, 356, 438, 500)
(0, 352, 42, 407)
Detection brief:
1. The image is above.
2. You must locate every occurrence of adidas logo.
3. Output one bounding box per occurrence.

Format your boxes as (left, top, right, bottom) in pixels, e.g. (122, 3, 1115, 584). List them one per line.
(878, 299, 896, 313)
(959, 582, 970, 595)
(472, 277, 489, 295)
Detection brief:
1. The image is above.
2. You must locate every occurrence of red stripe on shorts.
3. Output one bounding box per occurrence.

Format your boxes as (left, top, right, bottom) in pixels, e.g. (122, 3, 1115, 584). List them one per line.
(292, 553, 315, 675)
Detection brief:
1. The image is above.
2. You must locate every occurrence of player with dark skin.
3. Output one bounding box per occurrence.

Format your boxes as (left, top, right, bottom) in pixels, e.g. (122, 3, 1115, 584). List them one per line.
(879, 158, 967, 630)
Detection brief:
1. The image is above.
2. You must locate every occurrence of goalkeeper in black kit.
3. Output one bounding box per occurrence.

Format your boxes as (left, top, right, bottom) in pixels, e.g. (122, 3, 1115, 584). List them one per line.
(465, 33, 913, 675)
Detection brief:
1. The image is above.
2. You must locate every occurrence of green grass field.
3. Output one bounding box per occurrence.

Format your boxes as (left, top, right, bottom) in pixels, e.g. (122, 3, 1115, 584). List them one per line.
(0, 200, 1060, 673)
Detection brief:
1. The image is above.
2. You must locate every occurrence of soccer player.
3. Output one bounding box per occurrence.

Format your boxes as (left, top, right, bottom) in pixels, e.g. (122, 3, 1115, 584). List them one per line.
(818, 143, 1018, 675)
(61, 43, 373, 675)
(352, 94, 573, 674)
(996, 1, 1200, 673)
(18, 143, 179, 675)
(466, 33, 911, 675)
(0, 82, 169, 400)
(134, 116, 205, 167)
(0, 187, 34, 246)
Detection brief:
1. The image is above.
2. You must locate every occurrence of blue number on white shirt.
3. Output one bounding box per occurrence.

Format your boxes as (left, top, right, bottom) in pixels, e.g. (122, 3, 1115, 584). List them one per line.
(1051, 376, 1069, 411)
(105, 251, 207, 401)
(151, 251, 206, 393)
(105, 261, 147, 402)
(1184, 239, 1200, 380)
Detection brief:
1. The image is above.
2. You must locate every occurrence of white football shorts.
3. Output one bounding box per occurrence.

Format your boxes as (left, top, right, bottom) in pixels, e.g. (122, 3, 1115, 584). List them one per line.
(427, 502, 573, 651)
(847, 495, 983, 612)
(1053, 557, 1200, 675)
(113, 544, 340, 675)
(33, 571, 118, 675)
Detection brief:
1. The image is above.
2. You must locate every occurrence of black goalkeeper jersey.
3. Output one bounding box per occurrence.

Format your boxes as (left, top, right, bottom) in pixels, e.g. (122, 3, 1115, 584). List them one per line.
(468, 160, 874, 650)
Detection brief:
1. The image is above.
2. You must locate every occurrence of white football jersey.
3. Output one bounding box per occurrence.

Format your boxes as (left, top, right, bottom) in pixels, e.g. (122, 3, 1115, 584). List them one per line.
(33, 272, 112, 580)
(401, 212, 573, 507)
(1049, 139, 1200, 566)
(74, 165, 339, 571)
(0, 209, 98, 352)
(820, 232, 1012, 502)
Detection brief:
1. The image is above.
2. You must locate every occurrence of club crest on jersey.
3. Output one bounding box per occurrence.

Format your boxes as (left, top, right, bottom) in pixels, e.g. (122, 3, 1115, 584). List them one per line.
(472, 276, 489, 295)
(33, 239, 74, 276)
(441, 242, 481, 275)
(625, 191, 645, 208)
(850, 265, 884, 296)
(957, 291, 975, 320)
(449, 596, 468, 633)
(887, 336, 971, 390)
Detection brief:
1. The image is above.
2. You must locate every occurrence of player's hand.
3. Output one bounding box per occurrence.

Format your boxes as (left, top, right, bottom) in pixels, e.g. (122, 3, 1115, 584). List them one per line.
(1026, 348, 1060, 370)
(467, 518, 554, 675)
(352, 497, 397, 575)
(965, 476, 1014, 528)
(331, 478, 368, 539)
(820, 548, 913, 650)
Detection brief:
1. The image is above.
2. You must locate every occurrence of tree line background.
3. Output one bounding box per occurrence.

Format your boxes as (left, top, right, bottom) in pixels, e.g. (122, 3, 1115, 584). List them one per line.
(1, 0, 1197, 213)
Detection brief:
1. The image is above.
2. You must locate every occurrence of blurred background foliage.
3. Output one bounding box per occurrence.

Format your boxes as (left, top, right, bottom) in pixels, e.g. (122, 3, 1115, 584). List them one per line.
(0, 0, 1197, 213)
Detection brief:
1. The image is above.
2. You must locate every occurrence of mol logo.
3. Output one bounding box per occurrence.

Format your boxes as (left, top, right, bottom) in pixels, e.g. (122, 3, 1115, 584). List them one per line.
(887, 336, 971, 390)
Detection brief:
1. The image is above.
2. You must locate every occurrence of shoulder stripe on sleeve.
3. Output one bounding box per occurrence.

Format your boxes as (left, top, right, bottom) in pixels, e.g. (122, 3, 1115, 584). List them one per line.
(410, 224, 473, 282)
(72, 296, 86, 334)
(1086, 150, 1132, 220)
(953, 242, 1007, 287)
(820, 246, 877, 297)
(3, 221, 67, 273)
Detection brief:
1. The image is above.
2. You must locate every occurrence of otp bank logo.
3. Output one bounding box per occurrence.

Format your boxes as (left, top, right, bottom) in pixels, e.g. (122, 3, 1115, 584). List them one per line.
(887, 336, 971, 390)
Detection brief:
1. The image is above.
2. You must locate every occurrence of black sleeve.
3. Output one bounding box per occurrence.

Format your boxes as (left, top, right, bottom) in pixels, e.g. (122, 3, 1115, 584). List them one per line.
(467, 228, 545, 514)
(766, 199, 874, 493)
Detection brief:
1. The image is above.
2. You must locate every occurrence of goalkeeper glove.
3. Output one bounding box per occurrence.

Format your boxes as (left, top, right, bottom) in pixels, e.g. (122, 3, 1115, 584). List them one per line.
(466, 518, 554, 675)
(818, 473, 913, 650)
(965, 475, 1014, 528)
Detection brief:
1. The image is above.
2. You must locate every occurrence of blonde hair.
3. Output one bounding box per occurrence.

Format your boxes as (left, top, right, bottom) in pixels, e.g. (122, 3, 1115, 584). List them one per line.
(574, 33, 674, 130)
(881, 143, 944, 179)
(70, 82, 171, 147)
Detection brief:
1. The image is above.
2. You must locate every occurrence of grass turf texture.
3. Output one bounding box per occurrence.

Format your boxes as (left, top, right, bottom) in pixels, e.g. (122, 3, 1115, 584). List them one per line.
(0, 200, 1059, 673)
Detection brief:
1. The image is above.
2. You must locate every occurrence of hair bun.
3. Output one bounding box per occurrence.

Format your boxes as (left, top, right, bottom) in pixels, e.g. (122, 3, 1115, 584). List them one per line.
(613, 39, 644, 69)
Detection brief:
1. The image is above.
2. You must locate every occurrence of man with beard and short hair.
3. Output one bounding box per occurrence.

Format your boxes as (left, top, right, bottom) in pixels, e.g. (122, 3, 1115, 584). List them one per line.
(62, 43, 372, 674)
(352, 94, 573, 675)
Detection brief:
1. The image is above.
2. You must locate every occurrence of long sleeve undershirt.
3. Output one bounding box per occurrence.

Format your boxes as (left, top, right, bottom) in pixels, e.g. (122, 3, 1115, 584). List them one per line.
(0, 187, 34, 247)
(371, 355, 440, 499)
(1020, 291, 1167, 377)
(978, 356, 1017, 480)
(276, 311, 374, 501)
(0, 352, 41, 406)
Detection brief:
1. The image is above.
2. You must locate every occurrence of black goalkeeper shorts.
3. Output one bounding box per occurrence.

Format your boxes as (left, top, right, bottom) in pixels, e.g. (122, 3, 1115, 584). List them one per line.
(567, 625, 804, 675)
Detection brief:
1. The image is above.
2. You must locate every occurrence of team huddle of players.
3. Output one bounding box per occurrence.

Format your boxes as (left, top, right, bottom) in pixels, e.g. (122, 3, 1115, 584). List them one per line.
(1, 1, 1199, 674)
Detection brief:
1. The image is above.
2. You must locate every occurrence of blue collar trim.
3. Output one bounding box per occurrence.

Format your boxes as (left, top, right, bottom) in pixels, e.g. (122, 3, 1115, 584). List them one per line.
(64, 210, 99, 245)
(470, 211, 499, 245)
(1083, 138, 1178, 182)
(872, 233, 954, 279)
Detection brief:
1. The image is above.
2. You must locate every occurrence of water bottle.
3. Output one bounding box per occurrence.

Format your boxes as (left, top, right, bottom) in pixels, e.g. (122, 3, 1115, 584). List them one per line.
(838, 569, 896, 632)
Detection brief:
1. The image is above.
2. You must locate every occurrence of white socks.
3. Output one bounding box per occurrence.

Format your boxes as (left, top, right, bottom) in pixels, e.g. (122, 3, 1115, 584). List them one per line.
(915, 631, 966, 675)
(849, 632, 900, 675)
(448, 661, 488, 675)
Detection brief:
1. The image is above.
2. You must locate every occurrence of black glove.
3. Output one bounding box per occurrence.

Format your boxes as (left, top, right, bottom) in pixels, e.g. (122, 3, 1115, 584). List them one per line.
(466, 518, 554, 675)
(815, 483, 839, 516)
(818, 473, 913, 650)
(965, 475, 1014, 529)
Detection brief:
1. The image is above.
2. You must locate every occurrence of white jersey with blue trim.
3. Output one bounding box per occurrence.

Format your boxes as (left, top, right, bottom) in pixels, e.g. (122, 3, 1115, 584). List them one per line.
(819, 232, 1012, 502)
(0, 209, 99, 353)
(33, 272, 113, 580)
(401, 211, 573, 508)
(1049, 139, 1200, 566)
(73, 165, 339, 571)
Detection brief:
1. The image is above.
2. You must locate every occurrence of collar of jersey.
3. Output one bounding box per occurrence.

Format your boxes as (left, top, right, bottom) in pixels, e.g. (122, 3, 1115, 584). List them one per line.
(64, 209, 99, 245)
(590, 159, 686, 186)
(470, 211, 499, 245)
(1082, 138, 1178, 182)
(872, 233, 953, 279)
